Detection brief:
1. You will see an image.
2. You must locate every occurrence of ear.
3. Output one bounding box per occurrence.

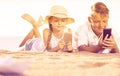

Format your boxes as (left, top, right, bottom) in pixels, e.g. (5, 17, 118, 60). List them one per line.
(88, 16, 92, 23)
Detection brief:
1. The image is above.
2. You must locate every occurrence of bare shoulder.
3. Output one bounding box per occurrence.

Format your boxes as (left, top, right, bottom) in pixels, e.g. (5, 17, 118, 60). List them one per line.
(43, 28, 49, 34)
(43, 28, 50, 38)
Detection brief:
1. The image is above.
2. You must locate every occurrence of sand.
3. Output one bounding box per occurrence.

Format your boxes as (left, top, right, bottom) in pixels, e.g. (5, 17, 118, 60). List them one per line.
(0, 50, 120, 76)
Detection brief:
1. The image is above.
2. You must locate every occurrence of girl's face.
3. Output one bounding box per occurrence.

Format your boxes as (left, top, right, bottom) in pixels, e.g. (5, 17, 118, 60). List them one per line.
(49, 16, 67, 32)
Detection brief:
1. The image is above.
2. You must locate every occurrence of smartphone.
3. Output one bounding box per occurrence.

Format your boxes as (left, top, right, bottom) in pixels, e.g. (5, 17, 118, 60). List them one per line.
(63, 33, 72, 44)
(103, 28, 112, 40)
(63, 33, 72, 52)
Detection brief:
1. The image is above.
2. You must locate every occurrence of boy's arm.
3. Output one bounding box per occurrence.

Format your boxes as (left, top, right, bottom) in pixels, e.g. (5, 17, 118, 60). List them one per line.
(78, 44, 103, 53)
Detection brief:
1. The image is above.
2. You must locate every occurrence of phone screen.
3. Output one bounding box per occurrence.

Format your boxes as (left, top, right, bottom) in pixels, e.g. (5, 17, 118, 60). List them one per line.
(103, 28, 112, 40)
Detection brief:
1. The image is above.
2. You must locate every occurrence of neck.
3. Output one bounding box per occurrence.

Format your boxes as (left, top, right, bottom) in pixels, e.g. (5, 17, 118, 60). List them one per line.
(96, 33, 101, 38)
(53, 30, 64, 38)
(94, 32, 101, 38)
(91, 27, 102, 38)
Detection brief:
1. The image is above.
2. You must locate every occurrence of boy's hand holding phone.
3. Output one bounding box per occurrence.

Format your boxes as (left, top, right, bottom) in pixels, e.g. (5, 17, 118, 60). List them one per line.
(102, 28, 112, 48)
(103, 28, 111, 40)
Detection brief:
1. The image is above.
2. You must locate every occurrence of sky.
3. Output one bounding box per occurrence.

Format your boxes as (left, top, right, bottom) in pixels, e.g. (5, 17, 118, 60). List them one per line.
(0, 0, 120, 50)
(0, 0, 120, 36)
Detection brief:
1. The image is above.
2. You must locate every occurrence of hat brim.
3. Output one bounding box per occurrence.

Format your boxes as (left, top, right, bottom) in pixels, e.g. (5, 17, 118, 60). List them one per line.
(44, 15, 74, 25)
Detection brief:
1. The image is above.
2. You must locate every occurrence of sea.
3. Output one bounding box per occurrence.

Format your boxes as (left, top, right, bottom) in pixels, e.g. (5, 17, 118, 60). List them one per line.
(0, 36, 24, 51)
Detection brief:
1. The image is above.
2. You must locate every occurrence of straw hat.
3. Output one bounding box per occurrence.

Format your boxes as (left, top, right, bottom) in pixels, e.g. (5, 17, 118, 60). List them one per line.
(44, 5, 74, 25)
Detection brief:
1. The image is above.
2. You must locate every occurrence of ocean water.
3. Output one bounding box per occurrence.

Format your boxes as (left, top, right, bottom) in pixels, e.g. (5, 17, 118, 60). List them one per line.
(0, 36, 24, 51)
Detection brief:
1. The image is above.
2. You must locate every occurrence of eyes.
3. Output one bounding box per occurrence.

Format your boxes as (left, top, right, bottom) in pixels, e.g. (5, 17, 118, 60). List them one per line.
(91, 16, 108, 24)
(52, 18, 67, 22)
(92, 20, 107, 24)
(53, 18, 66, 22)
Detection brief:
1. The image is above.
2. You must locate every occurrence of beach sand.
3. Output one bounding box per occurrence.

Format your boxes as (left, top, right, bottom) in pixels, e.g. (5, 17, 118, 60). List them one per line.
(0, 50, 120, 76)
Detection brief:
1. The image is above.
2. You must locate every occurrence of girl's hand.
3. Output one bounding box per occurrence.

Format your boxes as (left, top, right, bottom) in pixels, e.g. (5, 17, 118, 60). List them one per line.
(66, 41, 73, 51)
(57, 40, 65, 50)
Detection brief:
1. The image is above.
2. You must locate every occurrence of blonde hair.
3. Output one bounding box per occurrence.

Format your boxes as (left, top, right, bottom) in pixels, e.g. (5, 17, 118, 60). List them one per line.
(45, 17, 53, 50)
(90, 2, 109, 17)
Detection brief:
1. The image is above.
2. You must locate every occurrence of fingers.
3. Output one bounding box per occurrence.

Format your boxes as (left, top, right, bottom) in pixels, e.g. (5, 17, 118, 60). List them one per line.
(58, 40, 65, 49)
(102, 35, 115, 49)
(104, 34, 109, 40)
(66, 42, 73, 51)
(58, 40, 73, 51)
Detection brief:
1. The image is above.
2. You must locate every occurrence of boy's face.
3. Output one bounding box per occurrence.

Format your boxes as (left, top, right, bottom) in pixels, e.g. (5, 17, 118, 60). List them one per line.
(89, 13, 109, 36)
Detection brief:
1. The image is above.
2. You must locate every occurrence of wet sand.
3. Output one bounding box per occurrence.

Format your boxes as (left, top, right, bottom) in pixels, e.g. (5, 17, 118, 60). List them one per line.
(0, 50, 120, 76)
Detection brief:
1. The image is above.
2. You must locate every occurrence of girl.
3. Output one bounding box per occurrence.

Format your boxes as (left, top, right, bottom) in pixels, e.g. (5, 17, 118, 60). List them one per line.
(43, 5, 75, 52)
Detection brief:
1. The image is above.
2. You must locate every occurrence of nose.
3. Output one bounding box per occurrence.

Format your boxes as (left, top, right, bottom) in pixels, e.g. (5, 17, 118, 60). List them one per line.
(58, 20, 62, 25)
(99, 21, 104, 27)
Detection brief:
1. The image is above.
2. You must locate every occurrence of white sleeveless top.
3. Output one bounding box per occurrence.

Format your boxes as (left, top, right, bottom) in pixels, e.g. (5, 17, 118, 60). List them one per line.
(50, 28, 69, 48)
(50, 33, 64, 48)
